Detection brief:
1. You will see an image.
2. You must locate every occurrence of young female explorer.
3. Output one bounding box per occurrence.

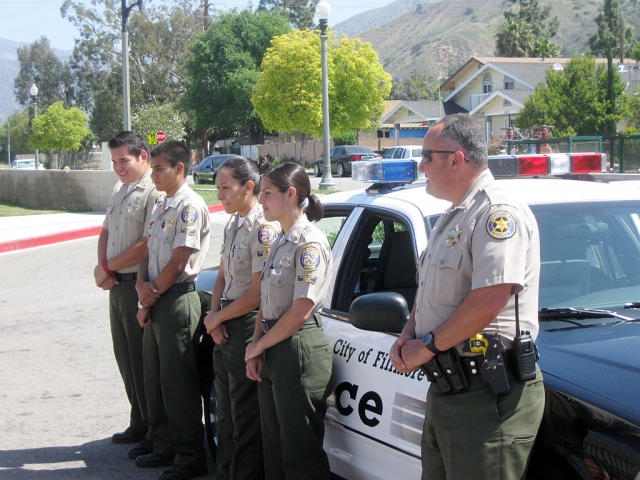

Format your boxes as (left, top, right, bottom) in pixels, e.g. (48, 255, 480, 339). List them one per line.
(203, 156, 279, 480)
(245, 162, 334, 480)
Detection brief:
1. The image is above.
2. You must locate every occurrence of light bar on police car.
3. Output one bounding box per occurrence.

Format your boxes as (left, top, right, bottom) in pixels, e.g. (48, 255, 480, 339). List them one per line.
(352, 160, 416, 183)
(488, 153, 607, 177)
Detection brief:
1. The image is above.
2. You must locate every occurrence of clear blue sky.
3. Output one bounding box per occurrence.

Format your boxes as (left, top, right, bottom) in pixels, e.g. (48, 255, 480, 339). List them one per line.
(0, 0, 395, 52)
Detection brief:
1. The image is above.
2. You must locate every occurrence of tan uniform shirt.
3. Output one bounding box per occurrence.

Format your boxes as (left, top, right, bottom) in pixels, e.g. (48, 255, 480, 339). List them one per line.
(145, 183, 210, 284)
(220, 203, 280, 301)
(414, 169, 541, 351)
(103, 169, 158, 273)
(260, 215, 333, 321)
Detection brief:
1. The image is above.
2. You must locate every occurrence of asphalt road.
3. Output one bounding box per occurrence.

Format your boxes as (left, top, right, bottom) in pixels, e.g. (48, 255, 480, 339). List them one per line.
(0, 213, 230, 479)
(0, 174, 363, 479)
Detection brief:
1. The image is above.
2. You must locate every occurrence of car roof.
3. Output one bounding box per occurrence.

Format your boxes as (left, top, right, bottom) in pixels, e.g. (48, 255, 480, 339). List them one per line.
(343, 146, 374, 152)
(321, 177, 640, 217)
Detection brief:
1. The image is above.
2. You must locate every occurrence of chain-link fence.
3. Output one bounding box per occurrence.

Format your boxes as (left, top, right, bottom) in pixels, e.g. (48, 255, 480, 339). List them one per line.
(505, 135, 640, 173)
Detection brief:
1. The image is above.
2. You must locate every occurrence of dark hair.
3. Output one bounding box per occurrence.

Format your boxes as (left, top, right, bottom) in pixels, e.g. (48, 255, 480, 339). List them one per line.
(435, 114, 487, 168)
(150, 140, 192, 177)
(262, 163, 324, 221)
(219, 155, 271, 196)
(108, 131, 149, 158)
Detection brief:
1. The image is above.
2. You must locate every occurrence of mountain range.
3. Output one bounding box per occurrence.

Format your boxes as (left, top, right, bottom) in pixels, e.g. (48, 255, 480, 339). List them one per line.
(2, 0, 639, 122)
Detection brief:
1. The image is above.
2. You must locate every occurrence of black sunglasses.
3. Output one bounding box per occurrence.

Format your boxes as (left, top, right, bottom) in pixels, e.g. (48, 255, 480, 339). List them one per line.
(420, 150, 470, 164)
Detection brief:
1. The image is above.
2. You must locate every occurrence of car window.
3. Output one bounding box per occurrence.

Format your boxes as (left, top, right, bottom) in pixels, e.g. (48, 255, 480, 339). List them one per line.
(532, 201, 640, 308)
(330, 148, 340, 157)
(345, 146, 373, 154)
(331, 211, 417, 313)
(382, 149, 395, 159)
(314, 214, 350, 249)
(411, 149, 422, 158)
(212, 157, 229, 168)
(393, 148, 405, 159)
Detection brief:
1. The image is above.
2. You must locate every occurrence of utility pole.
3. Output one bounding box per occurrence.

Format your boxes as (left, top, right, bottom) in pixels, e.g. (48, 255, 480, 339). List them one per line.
(6, 122, 10, 166)
(620, 10, 624, 64)
(204, 0, 210, 29)
(122, 0, 143, 131)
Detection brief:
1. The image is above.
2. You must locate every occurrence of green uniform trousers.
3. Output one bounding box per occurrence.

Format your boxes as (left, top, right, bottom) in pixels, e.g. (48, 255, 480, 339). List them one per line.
(143, 290, 207, 468)
(109, 278, 148, 436)
(421, 364, 545, 480)
(214, 311, 264, 480)
(258, 323, 333, 480)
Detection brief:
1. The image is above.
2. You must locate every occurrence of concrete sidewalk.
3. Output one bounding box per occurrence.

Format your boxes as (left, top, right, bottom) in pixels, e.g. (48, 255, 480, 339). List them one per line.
(0, 205, 225, 254)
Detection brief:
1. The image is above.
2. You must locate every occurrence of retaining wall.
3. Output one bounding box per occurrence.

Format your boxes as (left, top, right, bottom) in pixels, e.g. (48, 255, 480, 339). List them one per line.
(0, 170, 118, 212)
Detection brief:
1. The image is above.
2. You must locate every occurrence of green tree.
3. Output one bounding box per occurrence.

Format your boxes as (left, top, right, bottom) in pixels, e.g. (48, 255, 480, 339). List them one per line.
(516, 56, 624, 136)
(60, 0, 203, 140)
(131, 103, 186, 143)
(497, 0, 560, 58)
(0, 112, 34, 160)
(495, 19, 535, 57)
(588, 0, 633, 59)
(504, 0, 558, 39)
(620, 92, 640, 129)
(14, 37, 72, 109)
(588, 0, 631, 133)
(252, 30, 391, 165)
(30, 102, 89, 152)
(390, 70, 441, 101)
(183, 9, 292, 145)
(258, 0, 318, 29)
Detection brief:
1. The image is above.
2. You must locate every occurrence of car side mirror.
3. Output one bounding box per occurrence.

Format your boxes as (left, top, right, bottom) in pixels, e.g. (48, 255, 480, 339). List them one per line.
(349, 292, 409, 333)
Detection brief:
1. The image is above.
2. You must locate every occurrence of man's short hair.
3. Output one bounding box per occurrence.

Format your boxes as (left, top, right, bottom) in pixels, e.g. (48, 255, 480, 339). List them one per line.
(150, 140, 192, 177)
(435, 114, 488, 168)
(107, 131, 149, 158)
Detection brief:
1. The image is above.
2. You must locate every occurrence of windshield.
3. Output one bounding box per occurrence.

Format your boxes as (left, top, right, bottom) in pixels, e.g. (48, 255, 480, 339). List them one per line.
(17, 161, 35, 168)
(212, 156, 232, 168)
(531, 201, 640, 310)
(345, 146, 373, 154)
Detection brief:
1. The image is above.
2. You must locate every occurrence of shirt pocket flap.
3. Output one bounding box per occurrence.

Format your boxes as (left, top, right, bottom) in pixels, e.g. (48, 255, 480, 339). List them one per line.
(431, 246, 463, 271)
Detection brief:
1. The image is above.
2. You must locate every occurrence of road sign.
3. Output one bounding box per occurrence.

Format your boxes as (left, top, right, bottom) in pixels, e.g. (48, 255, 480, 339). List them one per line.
(148, 131, 157, 145)
(156, 131, 166, 143)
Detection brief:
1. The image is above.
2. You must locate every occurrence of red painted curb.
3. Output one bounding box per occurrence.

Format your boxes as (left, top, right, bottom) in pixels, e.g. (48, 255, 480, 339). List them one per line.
(0, 204, 225, 254)
(0, 225, 103, 253)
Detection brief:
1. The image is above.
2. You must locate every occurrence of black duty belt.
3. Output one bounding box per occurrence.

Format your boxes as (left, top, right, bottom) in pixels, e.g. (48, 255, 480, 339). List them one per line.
(261, 315, 319, 334)
(220, 298, 233, 309)
(459, 351, 514, 377)
(165, 282, 196, 294)
(115, 272, 137, 282)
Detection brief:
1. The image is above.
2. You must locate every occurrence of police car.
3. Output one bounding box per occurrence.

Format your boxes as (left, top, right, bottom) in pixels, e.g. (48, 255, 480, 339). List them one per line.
(309, 155, 640, 480)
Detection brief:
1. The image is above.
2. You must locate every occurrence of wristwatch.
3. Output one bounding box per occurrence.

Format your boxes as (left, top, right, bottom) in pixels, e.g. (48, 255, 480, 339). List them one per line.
(422, 331, 442, 354)
(138, 301, 149, 310)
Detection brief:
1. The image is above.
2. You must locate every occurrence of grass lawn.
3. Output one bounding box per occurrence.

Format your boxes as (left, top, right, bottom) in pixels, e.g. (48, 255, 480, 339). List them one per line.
(190, 186, 220, 206)
(190, 185, 337, 207)
(0, 185, 338, 217)
(0, 200, 68, 217)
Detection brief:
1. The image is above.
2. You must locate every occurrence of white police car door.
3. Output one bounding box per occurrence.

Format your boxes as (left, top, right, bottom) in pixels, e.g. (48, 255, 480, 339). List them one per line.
(316, 205, 434, 480)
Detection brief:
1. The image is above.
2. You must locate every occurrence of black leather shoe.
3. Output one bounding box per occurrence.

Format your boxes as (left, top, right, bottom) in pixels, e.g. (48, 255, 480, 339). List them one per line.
(135, 453, 174, 468)
(128, 439, 154, 459)
(159, 463, 208, 480)
(111, 427, 147, 444)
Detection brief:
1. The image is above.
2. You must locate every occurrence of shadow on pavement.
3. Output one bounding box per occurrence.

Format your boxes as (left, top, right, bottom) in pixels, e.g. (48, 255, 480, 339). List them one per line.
(0, 438, 215, 479)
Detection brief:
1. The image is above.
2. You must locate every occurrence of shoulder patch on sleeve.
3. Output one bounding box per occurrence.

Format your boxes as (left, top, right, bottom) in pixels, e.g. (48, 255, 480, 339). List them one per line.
(486, 210, 517, 239)
(181, 205, 198, 225)
(258, 224, 278, 247)
(299, 244, 322, 271)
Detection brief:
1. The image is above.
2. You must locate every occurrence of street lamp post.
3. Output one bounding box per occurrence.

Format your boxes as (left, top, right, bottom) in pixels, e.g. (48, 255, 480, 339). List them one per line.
(122, 0, 142, 131)
(316, 0, 335, 190)
(30, 83, 39, 170)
